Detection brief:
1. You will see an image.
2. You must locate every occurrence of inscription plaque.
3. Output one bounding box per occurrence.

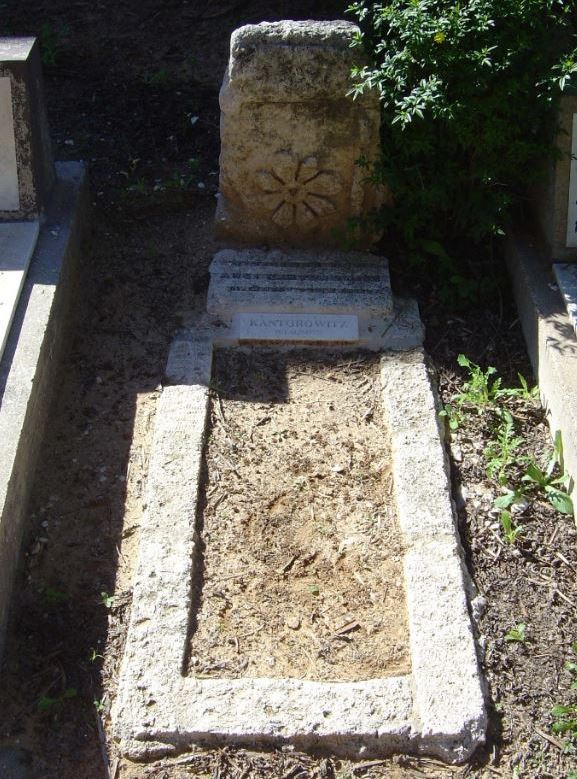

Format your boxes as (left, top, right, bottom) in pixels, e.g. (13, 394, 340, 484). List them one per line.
(567, 113, 577, 248)
(235, 312, 359, 343)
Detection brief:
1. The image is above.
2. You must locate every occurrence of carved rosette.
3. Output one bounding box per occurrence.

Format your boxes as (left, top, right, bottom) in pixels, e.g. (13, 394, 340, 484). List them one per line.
(255, 152, 342, 230)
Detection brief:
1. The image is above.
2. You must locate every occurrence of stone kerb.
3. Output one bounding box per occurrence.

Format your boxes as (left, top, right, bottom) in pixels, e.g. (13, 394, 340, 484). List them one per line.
(0, 37, 55, 221)
(215, 20, 383, 249)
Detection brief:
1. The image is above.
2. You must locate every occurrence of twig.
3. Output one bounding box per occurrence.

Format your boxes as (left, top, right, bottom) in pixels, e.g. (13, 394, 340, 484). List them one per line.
(534, 725, 565, 751)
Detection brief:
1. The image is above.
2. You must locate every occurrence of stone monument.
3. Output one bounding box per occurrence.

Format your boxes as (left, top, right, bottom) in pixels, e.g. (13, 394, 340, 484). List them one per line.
(215, 20, 383, 250)
(208, 20, 421, 350)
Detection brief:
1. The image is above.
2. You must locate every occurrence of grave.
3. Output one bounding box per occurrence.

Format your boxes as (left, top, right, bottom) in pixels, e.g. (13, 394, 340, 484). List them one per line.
(114, 20, 486, 764)
(0, 36, 88, 661)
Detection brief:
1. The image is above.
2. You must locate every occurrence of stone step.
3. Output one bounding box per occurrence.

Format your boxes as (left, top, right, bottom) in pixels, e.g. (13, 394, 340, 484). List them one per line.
(208, 248, 393, 318)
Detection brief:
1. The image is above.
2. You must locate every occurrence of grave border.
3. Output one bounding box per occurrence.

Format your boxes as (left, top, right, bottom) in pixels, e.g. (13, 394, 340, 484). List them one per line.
(113, 320, 486, 764)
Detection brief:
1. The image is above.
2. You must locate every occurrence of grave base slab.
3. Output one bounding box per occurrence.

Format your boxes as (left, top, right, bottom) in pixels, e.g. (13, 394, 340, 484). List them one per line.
(113, 313, 486, 764)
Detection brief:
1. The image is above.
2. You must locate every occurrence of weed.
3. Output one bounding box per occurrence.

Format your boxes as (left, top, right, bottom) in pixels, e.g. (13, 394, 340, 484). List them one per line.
(39, 22, 68, 66)
(94, 698, 105, 714)
(100, 591, 114, 609)
(308, 584, 320, 596)
(143, 68, 170, 87)
(38, 686, 77, 713)
(454, 354, 504, 408)
(552, 642, 577, 748)
(89, 648, 104, 663)
(504, 623, 527, 643)
(522, 431, 573, 515)
(494, 487, 528, 510)
(438, 403, 462, 431)
(484, 409, 524, 485)
(43, 586, 68, 606)
(499, 510, 524, 545)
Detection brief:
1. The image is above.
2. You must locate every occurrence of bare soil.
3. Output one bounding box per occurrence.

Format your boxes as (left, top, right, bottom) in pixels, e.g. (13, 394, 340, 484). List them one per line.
(1, 1, 577, 778)
(188, 348, 409, 682)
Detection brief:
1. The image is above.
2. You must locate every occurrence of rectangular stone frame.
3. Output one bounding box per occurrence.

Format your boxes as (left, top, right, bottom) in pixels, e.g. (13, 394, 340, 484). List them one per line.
(113, 322, 486, 764)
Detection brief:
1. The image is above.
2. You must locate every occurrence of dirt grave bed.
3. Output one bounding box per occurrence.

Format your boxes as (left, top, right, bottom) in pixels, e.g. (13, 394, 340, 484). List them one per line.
(187, 348, 411, 682)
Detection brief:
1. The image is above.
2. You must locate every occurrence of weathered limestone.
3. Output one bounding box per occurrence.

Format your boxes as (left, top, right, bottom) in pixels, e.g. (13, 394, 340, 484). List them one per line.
(215, 21, 383, 249)
(0, 37, 54, 220)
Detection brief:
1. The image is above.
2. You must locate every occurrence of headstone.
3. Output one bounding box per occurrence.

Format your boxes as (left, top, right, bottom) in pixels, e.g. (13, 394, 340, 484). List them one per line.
(0, 38, 54, 221)
(532, 91, 577, 262)
(215, 21, 384, 249)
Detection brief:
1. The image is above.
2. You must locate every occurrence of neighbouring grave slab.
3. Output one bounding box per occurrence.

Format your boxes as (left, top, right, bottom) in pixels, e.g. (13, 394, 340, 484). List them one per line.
(0, 38, 54, 221)
(0, 221, 39, 361)
(0, 162, 87, 661)
(215, 21, 384, 249)
(113, 326, 486, 763)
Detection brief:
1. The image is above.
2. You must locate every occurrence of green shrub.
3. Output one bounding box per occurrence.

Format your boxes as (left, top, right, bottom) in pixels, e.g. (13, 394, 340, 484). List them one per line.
(348, 0, 577, 250)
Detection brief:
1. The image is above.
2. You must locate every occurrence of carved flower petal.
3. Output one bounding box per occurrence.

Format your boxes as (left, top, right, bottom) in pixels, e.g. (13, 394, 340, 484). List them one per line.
(272, 151, 298, 184)
(260, 192, 285, 210)
(272, 201, 294, 227)
(305, 194, 337, 216)
(297, 156, 319, 183)
(255, 170, 283, 193)
(295, 202, 318, 230)
(306, 171, 341, 196)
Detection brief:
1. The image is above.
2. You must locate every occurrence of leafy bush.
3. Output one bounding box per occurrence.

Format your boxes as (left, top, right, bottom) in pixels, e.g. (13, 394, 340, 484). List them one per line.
(348, 0, 577, 250)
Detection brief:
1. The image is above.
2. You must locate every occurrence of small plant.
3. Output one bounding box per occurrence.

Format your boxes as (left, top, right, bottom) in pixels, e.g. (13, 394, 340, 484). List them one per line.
(484, 409, 524, 485)
(494, 487, 528, 511)
(89, 648, 104, 663)
(438, 402, 462, 431)
(43, 586, 68, 606)
(522, 431, 573, 515)
(38, 22, 68, 66)
(38, 686, 77, 713)
(94, 698, 105, 714)
(551, 642, 577, 747)
(499, 510, 524, 545)
(500, 373, 540, 402)
(100, 591, 115, 609)
(143, 68, 170, 87)
(454, 354, 504, 408)
(504, 623, 527, 644)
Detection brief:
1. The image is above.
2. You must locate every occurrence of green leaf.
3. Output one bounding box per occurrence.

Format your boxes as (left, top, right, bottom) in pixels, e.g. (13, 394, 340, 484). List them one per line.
(546, 487, 574, 515)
